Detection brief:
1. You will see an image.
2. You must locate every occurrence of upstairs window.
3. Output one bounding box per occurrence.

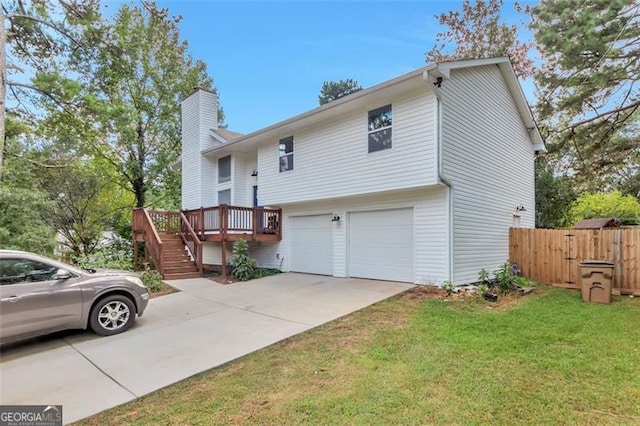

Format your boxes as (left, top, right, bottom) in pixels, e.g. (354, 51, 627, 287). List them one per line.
(279, 136, 294, 172)
(218, 155, 231, 183)
(368, 104, 392, 153)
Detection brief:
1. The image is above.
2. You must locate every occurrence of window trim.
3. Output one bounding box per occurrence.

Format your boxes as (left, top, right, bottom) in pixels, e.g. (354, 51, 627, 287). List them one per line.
(218, 155, 231, 184)
(278, 136, 294, 173)
(367, 104, 393, 154)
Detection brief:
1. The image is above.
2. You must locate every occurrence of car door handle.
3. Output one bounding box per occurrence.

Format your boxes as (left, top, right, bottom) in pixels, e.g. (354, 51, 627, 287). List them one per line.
(1, 296, 21, 303)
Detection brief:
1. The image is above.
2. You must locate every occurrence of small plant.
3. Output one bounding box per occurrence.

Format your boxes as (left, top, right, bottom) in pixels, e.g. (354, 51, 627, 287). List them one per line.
(477, 283, 490, 295)
(140, 268, 163, 293)
(442, 280, 454, 294)
(478, 268, 490, 284)
(494, 262, 517, 294)
(231, 239, 256, 281)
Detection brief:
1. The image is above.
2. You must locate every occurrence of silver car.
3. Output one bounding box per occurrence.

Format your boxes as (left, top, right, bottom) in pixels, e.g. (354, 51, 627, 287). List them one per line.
(0, 250, 150, 344)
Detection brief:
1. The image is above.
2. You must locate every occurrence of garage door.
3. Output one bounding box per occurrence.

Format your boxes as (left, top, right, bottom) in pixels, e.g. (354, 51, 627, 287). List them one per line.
(349, 208, 413, 282)
(289, 215, 333, 275)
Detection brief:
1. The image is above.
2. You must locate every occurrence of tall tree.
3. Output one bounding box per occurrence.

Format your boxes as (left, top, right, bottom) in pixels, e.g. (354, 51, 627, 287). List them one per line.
(318, 79, 362, 105)
(40, 2, 217, 208)
(530, 0, 640, 186)
(425, 0, 533, 77)
(1, 0, 101, 178)
(534, 156, 578, 228)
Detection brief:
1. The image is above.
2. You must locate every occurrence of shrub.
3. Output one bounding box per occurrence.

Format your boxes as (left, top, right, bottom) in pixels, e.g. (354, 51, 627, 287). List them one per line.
(73, 239, 133, 271)
(140, 268, 163, 293)
(494, 262, 518, 294)
(231, 239, 256, 281)
(442, 280, 454, 294)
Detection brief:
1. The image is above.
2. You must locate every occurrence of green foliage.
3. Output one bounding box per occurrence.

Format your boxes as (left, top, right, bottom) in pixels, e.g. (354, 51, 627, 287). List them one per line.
(569, 190, 640, 226)
(441, 280, 454, 294)
(529, 0, 640, 188)
(494, 262, 518, 293)
(231, 239, 256, 281)
(478, 268, 490, 283)
(425, 0, 533, 77)
(535, 157, 578, 228)
(318, 79, 362, 105)
(254, 268, 281, 279)
(140, 268, 163, 293)
(72, 240, 133, 271)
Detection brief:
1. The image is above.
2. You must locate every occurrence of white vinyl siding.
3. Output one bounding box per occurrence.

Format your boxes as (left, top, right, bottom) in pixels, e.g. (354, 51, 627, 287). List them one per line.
(181, 89, 219, 210)
(257, 87, 437, 205)
(289, 215, 333, 275)
(349, 209, 414, 282)
(265, 188, 448, 284)
(441, 65, 535, 284)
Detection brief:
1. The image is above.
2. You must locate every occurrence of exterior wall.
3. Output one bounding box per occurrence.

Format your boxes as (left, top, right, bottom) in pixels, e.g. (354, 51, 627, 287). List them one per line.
(257, 87, 438, 206)
(202, 241, 232, 266)
(440, 65, 536, 284)
(181, 89, 219, 210)
(249, 187, 449, 284)
(232, 153, 258, 207)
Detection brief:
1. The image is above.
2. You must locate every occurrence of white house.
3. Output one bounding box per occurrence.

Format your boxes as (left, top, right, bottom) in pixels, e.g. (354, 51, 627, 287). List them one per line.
(173, 57, 543, 285)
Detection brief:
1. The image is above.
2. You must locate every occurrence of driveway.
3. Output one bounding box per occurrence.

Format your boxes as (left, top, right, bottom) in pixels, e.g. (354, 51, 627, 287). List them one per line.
(0, 273, 412, 423)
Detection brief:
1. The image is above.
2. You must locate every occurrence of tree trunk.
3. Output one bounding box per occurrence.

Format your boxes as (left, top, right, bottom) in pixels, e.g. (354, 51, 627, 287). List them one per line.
(0, 6, 7, 181)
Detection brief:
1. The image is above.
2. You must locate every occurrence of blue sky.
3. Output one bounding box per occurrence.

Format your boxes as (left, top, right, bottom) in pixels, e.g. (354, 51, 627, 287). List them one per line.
(130, 1, 536, 134)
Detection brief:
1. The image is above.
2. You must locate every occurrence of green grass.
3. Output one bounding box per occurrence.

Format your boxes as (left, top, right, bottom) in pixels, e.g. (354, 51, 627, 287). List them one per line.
(76, 288, 640, 425)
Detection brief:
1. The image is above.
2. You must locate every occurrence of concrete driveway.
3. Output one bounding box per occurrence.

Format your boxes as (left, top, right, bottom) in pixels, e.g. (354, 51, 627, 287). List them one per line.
(0, 273, 412, 423)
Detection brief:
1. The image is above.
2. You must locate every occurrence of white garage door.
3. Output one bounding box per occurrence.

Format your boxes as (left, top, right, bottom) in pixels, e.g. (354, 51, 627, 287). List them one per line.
(349, 208, 414, 282)
(289, 214, 333, 275)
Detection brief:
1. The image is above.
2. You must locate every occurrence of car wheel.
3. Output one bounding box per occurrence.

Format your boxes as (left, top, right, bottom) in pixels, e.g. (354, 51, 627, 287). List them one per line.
(89, 295, 136, 336)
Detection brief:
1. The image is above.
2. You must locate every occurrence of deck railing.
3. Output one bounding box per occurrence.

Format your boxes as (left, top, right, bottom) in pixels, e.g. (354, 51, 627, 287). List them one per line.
(132, 208, 164, 272)
(179, 211, 203, 272)
(182, 205, 282, 239)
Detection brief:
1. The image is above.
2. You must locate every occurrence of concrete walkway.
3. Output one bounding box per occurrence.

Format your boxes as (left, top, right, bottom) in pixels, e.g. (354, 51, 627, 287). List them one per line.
(0, 273, 412, 424)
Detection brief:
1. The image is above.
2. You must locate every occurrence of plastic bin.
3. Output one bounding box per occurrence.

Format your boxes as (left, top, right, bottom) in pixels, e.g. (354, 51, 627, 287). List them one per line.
(579, 261, 614, 304)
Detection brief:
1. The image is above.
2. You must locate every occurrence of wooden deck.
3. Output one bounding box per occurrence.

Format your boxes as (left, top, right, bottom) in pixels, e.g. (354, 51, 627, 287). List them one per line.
(132, 205, 282, 278)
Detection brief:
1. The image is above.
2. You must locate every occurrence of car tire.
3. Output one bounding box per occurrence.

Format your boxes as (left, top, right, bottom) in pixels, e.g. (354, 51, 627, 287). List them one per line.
(89, 295, 136, 336)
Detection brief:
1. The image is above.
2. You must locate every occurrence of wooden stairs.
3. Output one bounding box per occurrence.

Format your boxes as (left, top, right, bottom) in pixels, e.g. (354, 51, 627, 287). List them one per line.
(159, 234, 201, 280)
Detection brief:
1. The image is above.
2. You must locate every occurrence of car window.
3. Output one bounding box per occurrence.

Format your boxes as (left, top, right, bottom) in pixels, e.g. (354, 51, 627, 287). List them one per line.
(0, 258, 58, 285)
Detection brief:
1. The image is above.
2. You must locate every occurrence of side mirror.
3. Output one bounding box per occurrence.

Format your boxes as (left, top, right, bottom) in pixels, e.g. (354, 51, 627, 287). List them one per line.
(54, 269, 72, 280)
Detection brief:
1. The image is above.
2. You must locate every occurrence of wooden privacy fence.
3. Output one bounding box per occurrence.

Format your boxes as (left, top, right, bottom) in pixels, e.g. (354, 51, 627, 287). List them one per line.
(509, 227, 640, 293)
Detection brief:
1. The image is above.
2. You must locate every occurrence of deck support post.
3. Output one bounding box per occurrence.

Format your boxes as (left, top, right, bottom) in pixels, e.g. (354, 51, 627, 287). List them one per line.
(133, 240, 139, 271)
(221, 240, 227, 277)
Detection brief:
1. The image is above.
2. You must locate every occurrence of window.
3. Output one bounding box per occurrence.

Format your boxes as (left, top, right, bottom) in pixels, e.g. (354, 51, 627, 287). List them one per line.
(218, 189, 231, 205)
(218, 155, 231, 183)
(279, 136, 294, 172)
(368, 104, 392, 153)
(0, 259, 58, 285)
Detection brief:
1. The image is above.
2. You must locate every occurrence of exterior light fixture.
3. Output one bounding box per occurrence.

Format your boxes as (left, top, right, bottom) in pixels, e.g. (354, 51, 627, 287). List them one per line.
(515, 205, 526, 212)
(331, 214, 341, 222)
(251, 170, 258, 177)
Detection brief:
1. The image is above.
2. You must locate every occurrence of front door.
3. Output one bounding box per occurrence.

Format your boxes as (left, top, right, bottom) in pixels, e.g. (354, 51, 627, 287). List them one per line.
(253, 185, 258, 207)
(0, 258, 83, 340)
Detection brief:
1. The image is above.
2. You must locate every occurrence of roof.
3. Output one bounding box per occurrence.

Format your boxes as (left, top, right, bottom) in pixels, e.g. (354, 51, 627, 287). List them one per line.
(213, 128, 243, 141)
(573, 218, 619, 229)
(199, 57, 544, 156)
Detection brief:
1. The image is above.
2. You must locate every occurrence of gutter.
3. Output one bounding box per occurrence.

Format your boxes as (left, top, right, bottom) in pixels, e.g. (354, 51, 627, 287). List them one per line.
(424, 70, 454, 285)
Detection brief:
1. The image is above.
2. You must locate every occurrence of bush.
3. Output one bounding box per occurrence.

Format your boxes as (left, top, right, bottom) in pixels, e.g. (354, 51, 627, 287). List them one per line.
(140, 268, 163, 293)
(231, 239, 256, 281)
(73, 239, 133, 271)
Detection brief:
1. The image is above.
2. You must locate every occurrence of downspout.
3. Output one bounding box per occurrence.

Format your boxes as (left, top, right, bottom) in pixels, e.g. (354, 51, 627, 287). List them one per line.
(424, 71, 454, 285)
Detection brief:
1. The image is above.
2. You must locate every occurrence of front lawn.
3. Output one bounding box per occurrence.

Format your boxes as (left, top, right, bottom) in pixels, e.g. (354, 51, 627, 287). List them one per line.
(76, 287, 640, 425)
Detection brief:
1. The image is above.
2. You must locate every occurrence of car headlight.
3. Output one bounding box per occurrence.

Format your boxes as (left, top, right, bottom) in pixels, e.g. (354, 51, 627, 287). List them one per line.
(125, 276, 147, 289)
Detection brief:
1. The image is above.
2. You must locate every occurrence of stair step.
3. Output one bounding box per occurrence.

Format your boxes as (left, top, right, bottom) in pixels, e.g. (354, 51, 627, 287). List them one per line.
(163, 260, 194, 267)
(163, 264, 198, 272)
(163, 271, 202, 280)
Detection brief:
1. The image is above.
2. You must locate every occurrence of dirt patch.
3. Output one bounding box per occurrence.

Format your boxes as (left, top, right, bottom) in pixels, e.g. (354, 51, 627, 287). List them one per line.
(208, 275, 239, 285)
(150, 282, 179, 298)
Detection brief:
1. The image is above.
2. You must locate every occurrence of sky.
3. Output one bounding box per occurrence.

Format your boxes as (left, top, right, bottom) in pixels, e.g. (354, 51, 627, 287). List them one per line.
(108, 1, 537, 134)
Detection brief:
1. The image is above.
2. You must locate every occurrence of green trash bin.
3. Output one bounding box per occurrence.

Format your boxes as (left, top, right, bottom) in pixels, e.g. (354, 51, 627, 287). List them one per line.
(579, 261, 614, 304)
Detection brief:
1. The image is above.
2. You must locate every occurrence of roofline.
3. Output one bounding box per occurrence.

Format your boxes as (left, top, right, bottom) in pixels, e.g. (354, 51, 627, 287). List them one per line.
(200, 57, 544, 155)
(201, 64, 437, 156)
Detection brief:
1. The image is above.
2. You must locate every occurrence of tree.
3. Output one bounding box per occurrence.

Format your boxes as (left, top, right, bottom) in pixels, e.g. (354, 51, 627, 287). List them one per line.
(1, 0, 101, 178)
(318, 79, 362, 105)
(530, 0, 640, 186)
(535, 156, 578, 228)
(569, 190, 640, 225)
(425, 0, 534, 77)
(38, 3, 218, 208)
